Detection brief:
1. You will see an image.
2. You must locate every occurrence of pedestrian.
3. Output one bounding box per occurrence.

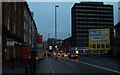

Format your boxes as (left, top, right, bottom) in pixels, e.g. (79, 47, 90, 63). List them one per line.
(47, 52, 49, 57)
(55, 56, 57, 60)
(11, 57, 15, 70)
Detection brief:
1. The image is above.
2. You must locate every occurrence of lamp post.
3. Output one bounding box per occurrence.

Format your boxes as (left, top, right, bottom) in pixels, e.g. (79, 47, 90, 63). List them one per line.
(55, 5, 59, 40)
(55, 5, 59, 51)
(68, 33, 70, 53)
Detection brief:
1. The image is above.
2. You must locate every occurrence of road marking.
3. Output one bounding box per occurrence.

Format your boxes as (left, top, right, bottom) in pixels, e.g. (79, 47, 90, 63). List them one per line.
(47, 57, 55, 74)
(58, 56, 120, 73)
(58, 58, 71, 66)
(81, 57, 119, 66)
(79, 61, 120, 74)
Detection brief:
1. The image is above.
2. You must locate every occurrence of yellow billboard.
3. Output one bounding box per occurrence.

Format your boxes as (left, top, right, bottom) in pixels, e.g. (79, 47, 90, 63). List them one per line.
(89, 29, 110, 50)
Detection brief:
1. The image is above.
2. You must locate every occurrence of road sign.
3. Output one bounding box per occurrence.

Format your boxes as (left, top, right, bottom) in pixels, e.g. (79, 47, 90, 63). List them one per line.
(89, 29, 110, 50)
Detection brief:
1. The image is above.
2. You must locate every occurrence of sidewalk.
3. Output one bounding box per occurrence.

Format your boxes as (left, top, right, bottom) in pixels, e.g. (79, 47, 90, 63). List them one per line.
(2, 61, 29, 75)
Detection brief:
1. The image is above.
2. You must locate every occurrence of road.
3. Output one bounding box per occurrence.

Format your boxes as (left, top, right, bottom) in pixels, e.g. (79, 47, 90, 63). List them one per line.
(35, 56, 120, 75)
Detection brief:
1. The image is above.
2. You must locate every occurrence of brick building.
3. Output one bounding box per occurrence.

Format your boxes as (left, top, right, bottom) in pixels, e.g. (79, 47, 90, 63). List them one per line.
(2, 2, 38, 63)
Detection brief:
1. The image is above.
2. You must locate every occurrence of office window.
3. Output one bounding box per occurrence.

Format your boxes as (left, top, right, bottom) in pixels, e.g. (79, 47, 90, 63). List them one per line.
(15, 3, 17, 11)
(101, 44, 105, 48)
(106, 44, 110, 48)
(93, 44, 96, 48)
(7, 17, 10, 30)
(97, 44, 100, 48)
(14, 22, 16, 34)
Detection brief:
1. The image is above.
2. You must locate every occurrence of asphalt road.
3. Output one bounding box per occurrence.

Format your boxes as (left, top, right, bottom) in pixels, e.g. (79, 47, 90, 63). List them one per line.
(78, 56, 120, 72)
(35, 56, 120, 75)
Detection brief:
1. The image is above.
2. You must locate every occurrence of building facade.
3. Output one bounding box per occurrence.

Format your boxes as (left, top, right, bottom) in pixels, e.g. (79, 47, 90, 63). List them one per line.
(47, 38, 63, 52)
(60, 37, 71, 53)
(71, 2, 114, 51)
(2, 2, 38, 63)
(114, 21, 120, 57)
(118, 1, 120, 22)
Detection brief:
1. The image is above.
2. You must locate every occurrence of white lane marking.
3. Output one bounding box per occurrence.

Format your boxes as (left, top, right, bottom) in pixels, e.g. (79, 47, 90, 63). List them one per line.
(81, 57, 119, 66)
(79, 61, 120, 73)
(47, 57, 55, 74)
(57, 58, 71, 66)
(58, 57, 120, 73)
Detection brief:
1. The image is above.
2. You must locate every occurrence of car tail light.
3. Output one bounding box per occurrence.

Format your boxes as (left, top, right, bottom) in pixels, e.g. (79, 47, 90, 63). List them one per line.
(76, 55, 78, 57)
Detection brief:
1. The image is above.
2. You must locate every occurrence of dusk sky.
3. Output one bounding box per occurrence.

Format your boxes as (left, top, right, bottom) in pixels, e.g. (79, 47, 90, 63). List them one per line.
(27, 1, 119, 41)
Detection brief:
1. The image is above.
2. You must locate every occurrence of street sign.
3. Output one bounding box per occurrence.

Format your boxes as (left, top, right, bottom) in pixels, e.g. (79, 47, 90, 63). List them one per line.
(49, 46, 52, 50)
(7, 41, 15, 46)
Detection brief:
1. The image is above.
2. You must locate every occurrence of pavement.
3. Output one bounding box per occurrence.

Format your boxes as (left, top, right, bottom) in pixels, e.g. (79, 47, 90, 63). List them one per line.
(2, 61, 29, 75)
(2, 58, 41, 75)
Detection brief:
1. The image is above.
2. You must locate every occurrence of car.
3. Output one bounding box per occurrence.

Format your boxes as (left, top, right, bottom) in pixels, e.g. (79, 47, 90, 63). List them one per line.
(57, 53, 61, 57)
(70, 54, 78, 59)
(61, 53, 64, 57)
(64, 53, 68, 58)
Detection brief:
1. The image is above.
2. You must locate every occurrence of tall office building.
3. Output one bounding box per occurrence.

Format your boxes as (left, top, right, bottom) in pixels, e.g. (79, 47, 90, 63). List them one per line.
(71, 2, 114, 48)
(118, 1, 120, 22)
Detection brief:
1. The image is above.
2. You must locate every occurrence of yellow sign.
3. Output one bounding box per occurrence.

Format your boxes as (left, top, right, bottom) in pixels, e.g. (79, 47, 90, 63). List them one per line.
(89, 29, 110, 50)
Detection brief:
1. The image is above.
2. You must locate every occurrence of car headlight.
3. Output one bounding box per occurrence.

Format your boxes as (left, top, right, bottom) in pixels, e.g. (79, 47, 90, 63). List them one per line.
(36, 57, 38, 60)
(29, 56, 31, 59)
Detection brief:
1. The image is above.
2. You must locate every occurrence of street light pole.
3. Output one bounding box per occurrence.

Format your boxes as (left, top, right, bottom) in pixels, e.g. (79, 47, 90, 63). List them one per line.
(55, 5, 59, 51)
(68, 33, 70, 53)
(55, 5, 59, 41)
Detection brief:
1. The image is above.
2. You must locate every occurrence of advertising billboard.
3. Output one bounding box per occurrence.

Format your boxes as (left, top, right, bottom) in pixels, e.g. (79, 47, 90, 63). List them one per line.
(22, 46, 30, 61)
(89, 29, 110, 50)
(37, 35, 43, 43)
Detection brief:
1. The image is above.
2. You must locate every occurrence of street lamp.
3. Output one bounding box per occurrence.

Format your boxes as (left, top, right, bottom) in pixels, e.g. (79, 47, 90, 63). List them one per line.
(55, 5, 59, 51)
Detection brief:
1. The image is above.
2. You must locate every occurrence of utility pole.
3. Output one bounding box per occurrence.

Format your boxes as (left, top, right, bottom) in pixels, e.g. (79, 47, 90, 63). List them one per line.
(55, 5, 59, 51)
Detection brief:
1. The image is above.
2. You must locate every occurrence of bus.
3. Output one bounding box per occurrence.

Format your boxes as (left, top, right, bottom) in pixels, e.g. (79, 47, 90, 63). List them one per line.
(37, 47, 44, 60)
(32, 47, 44, 60)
